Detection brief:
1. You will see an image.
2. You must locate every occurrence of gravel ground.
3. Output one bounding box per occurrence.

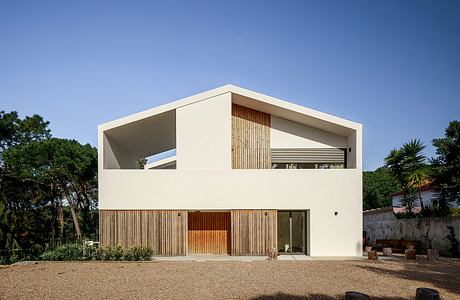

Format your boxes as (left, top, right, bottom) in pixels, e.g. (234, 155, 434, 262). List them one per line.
(0, 257, 459, 300)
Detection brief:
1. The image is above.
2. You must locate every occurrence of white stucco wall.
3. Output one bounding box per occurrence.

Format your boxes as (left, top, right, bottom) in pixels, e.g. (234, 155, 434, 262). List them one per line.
(271, 116, 348, 149)
(99, 169, 363, 257)
(176, 93, 232, 169)
(103, 134, 138, 169)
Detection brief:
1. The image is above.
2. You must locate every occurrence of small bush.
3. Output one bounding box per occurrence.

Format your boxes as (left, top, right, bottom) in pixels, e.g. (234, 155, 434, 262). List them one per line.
(82, 245, 102, 260)
(40, 244, 84, 261)
(103, 245, 124, 261)
(40, 243, 153, 261)
(451, 208, 460, 217)
(124, 245, 153, 261)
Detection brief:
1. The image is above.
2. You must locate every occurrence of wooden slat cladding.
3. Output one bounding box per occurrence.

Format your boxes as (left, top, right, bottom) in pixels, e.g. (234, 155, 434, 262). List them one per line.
(188, 212, 231, 254)
(99, 210, 187, 256)
(231, 210, 277, 256)
(232, 104, 271, 169)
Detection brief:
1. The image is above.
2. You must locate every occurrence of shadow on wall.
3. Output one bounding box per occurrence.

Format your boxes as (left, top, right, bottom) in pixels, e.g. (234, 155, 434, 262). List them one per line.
(357, 259, 460, 296)
(250, 292, 408, 300)
(271, 116, 347, 148)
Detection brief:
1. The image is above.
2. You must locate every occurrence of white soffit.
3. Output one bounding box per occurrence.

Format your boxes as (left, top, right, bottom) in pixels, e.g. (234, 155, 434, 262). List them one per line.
(99, 85, 361, 136)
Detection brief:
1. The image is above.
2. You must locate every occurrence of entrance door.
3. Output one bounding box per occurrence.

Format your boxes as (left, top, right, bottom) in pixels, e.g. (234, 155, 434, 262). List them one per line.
(188, 212, 231, 254)
(277, 211, 306, 254)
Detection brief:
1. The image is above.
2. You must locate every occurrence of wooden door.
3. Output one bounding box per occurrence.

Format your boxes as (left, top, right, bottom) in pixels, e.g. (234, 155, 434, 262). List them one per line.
(188, 212, 231, 254)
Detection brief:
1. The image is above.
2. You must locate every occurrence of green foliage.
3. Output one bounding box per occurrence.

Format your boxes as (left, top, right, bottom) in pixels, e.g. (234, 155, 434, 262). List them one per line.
(103, 245, 124, 261)
(136, 158, 147, 169)
(363, 168, 399, 210)
(0, 111, 98, 264)
(384, 139, 428, 214)
(451, 208, 460, 217)
(430, 120, 460, 207)
(39, 244, 153, 261)
(82, 244, 103, 260)
(395, 205, 452, 219)
(0, 111, 51, 152)
(40, 244, 84, 261)
(123, 245, 154, 261)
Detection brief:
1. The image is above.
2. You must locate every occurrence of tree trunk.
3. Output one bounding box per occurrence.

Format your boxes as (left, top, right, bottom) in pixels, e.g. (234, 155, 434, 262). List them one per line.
(69, 205, 82, 240)
(56, 199, 65, 241)
(61, 183, 82, 240)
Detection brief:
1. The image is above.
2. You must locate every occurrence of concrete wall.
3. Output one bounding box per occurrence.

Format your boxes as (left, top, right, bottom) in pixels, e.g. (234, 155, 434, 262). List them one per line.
(176, 93, 232, 169)
(99, 168, 363, 257)
(363, 209, 460, 255)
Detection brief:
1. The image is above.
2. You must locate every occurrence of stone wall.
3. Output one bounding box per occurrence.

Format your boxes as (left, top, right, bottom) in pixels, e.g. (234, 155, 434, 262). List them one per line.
(363, 208, 460, 256)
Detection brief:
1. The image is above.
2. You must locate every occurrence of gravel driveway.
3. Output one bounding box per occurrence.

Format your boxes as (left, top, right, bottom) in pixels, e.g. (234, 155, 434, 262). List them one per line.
(0, 258, 459, 299)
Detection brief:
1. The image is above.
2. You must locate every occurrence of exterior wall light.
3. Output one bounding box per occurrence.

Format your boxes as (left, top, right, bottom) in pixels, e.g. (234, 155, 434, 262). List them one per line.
(334, 212, 338, 216)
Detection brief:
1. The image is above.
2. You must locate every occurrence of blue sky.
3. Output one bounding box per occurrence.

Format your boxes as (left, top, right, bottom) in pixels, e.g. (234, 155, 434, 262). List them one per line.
(0, 0, 459, 170)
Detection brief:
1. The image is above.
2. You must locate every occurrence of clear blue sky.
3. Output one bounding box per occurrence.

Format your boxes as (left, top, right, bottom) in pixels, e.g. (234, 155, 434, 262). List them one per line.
(0, 0, 459, 170)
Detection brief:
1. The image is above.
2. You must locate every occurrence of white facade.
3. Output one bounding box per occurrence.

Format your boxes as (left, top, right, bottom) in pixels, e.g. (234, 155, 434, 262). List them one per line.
(98, 85, 363, 257)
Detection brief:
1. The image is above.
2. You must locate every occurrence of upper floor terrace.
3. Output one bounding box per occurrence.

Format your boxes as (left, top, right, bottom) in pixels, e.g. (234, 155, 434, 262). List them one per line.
(98, 85, 362, 173)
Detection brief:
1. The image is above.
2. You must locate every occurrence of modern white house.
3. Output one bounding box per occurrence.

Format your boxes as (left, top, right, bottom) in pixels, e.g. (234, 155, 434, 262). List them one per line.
(98, 85, 363, 257)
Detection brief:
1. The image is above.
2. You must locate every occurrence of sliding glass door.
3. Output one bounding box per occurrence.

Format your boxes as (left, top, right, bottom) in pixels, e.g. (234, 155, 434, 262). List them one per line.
(277, 211, 306, 254)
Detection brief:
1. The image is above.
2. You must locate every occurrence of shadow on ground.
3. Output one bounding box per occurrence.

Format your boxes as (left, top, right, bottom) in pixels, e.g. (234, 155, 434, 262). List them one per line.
(250, 293, 336, 300)
(250, 292, 408, 300)
(357, 258, 460, 296)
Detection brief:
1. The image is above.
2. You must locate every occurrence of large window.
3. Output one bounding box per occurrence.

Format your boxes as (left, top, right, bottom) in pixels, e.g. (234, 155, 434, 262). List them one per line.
(271, 148, 346, 169)
(272, 163, 344, 169)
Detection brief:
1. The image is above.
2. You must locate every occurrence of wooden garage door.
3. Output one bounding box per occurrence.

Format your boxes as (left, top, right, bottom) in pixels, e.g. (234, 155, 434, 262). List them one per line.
(188, 212, 231, 254)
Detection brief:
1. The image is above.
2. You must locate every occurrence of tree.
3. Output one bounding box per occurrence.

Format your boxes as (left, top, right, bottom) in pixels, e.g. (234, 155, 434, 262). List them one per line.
(0, 111, 53, 259)
(363, 167, 399, 210)
(384, 139, 427, 213)
(431, 120, 460, 207)
(0, 111, 98, 262)
(401, 139, 428, 210)
(0, 111, 50, 152)
(3, 138, 97, 241)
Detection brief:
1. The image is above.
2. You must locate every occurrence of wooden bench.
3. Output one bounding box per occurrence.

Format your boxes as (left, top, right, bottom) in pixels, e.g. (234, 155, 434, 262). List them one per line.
(375, 239, 422, 253)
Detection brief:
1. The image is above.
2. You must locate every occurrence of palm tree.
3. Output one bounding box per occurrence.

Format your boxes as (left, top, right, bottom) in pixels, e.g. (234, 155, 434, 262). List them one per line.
(401, 139, 427, 210)
(385, 148, 407, 193)
(385, 139, 428, 212)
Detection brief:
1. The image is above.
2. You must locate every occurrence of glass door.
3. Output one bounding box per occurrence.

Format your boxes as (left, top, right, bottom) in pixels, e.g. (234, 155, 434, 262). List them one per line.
(291, 211, 306, 254)
(277, 211, 306, 254)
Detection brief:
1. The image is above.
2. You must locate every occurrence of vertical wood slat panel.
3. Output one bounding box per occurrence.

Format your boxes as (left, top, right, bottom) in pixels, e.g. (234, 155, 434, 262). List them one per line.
(187, 212, 231, 254)
(232, 104, 271, 169)
(99, 210, 186, 256)
(231, 210, 277, 256)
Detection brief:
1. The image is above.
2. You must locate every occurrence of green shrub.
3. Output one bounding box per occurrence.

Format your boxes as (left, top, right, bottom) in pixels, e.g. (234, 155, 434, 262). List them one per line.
(40, 244, 84, 261)
(124, 245, 153, 261)
(103, 245, 124, 261)
(39, 243, 153, 261)
(451, 208, 460, 217)
(82, 245, 102, 260)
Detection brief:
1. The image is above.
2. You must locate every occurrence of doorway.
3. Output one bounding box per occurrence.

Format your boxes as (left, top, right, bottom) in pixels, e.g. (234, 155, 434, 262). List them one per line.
(187, 211, 231, 254)
(277, 211, 307, 254)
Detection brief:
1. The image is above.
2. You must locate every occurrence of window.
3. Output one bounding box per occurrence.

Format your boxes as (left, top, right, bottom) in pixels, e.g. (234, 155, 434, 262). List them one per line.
(272, 163, 344, 169)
